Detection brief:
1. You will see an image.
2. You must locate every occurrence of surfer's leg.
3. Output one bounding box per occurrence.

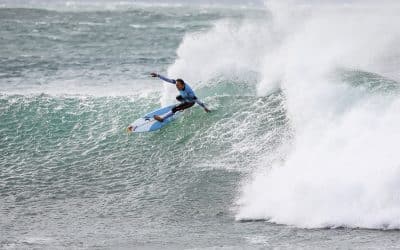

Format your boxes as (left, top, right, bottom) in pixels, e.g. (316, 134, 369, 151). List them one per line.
(154, 111, 173, 122)
(172, 102, 195, 112)
(154, 102, 194, 122)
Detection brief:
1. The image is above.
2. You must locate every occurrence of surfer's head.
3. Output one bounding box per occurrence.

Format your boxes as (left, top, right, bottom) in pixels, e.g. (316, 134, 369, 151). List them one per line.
(176, 79, 185, 90)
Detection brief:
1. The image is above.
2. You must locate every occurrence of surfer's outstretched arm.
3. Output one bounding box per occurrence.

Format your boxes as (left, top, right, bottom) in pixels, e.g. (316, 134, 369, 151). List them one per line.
(195, 98, 211, 113)
(150, 72, 176, 84)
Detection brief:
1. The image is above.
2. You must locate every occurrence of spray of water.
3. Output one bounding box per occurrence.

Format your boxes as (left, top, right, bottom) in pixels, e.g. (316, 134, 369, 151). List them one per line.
(235, 1, 400, 229)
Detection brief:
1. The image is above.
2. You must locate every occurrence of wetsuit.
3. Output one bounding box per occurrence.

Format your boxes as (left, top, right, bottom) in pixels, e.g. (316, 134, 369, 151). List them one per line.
(157, 74, 207, 119)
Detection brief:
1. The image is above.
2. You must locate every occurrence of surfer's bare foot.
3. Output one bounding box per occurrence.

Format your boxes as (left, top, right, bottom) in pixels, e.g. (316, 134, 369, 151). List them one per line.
(154, 115, 164, 122)
(127, 126, 133, 132)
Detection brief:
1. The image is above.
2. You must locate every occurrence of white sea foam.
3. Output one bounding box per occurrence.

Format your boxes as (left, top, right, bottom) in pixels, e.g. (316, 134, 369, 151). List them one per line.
(234, 1, 400, 228)
(162, 15, 270, 105)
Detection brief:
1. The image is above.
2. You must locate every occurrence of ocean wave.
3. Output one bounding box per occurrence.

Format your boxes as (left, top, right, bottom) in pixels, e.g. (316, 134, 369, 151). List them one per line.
(233, 0, 400, 229)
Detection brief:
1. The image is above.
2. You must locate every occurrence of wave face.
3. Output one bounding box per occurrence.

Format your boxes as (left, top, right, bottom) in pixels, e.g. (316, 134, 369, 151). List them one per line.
(1, 1, 400, 249)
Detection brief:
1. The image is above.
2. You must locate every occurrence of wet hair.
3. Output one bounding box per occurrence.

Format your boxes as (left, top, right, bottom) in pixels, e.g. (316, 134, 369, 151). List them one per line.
(176, 79, 184, 85)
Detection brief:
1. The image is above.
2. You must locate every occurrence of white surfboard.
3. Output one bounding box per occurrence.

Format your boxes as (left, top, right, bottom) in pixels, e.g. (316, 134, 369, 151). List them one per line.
(127, 105, 181, 133)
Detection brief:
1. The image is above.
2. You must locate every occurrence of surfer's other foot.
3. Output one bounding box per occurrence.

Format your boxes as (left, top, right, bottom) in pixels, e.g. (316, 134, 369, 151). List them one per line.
(154, 115, 164, 122)
(127, 125, 134, 132)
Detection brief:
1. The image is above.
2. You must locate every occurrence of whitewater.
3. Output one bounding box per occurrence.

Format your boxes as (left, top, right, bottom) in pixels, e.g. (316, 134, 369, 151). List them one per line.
(1, 0, 400, 249)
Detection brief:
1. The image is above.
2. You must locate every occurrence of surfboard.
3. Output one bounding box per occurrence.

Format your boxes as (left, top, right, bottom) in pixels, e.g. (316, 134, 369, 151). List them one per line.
(127, 104, 181, 133)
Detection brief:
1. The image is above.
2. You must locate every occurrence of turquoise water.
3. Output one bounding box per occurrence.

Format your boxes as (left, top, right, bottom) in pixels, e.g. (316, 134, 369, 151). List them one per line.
(2, 2, 400, 249)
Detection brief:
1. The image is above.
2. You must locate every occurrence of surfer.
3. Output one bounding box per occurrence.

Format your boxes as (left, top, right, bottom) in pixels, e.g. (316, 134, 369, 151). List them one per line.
(150, 72, 210, 122)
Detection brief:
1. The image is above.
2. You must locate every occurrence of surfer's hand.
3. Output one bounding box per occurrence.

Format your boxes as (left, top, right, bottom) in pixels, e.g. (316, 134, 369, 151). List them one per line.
(204, 107, 211, 113)
(150, 72, 158, 77)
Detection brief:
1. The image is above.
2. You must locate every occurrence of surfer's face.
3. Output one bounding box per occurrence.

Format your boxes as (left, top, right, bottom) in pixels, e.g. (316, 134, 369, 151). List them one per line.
(176, 81, 185, 90)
